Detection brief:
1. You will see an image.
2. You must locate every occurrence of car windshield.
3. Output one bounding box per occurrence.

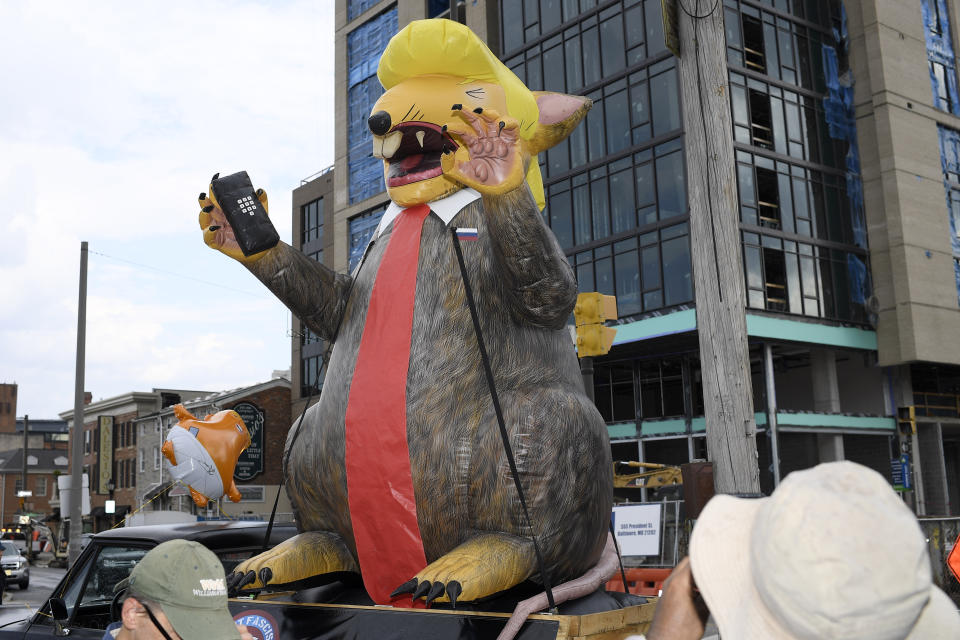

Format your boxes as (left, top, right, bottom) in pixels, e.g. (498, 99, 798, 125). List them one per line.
(0, 542, 18, 556)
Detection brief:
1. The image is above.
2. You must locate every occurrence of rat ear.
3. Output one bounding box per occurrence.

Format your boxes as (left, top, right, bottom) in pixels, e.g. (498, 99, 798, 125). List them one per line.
(527, 92, 592, 154)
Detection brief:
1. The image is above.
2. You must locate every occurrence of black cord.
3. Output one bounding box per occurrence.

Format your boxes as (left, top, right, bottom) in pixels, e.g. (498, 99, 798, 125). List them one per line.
(609, 521, 630, 593)
(449, 227, 557, 612)
(677, 0, 720, 20)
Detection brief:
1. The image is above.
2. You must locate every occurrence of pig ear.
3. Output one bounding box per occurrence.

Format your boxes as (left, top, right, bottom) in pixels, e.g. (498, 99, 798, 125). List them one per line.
(528, 91, 592, 154)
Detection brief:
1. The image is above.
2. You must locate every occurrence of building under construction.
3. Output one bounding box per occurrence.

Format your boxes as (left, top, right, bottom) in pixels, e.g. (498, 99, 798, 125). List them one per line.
(310, 0, 960, 514)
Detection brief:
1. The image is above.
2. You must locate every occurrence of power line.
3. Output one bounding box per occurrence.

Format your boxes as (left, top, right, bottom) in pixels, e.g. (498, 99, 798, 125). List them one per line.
(88, 249, 268, 299)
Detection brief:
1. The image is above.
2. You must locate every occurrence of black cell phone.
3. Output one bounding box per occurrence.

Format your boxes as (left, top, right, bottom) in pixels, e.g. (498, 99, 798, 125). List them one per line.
(210, 171, 280, 257)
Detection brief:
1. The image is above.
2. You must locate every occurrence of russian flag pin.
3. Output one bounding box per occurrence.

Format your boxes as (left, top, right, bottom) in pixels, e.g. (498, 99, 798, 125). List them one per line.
(456, 227, 479, 241)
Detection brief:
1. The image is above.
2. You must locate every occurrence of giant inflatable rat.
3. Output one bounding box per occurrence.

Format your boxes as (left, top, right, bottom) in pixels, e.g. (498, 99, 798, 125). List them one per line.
(198, 19, 613, 607)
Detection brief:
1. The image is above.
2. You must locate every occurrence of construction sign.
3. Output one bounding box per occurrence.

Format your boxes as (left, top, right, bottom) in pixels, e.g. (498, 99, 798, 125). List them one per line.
(948, 531, 960, 584)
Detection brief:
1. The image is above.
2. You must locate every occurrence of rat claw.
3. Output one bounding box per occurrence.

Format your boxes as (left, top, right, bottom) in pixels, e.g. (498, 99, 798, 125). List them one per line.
(412, 580, 432, 600)
(226, 572, 243, 595)
(258, 567, 273, 587)
(425, 582, 445, 606)
(390, 578, 418, 598)
(446, 581, 462, 608)
(237, 570, 256, 590)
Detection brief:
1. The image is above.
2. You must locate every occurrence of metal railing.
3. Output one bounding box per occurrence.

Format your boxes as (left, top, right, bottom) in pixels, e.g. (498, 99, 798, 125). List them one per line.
(914, 392, 960, 420)
(300, 165, 334, 185)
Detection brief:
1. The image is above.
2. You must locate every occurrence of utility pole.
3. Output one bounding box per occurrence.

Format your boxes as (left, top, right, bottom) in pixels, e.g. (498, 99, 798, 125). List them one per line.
(677, 1, 760, 494)
(69, 242, 88, 564)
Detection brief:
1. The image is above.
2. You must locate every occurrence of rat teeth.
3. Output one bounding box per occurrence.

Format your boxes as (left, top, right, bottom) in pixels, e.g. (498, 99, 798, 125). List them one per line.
(416, 130, 425, 148)
(382, 130, 403, 158)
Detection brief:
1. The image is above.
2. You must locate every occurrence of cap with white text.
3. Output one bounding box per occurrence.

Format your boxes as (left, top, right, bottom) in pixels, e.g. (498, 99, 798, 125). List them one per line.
(115, 538, 240, 640)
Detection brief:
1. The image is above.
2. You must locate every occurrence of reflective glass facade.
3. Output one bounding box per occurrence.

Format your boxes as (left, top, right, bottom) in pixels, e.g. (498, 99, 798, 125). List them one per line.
(347, 8, 397, 204)
(937, 124, 960, 305)
(502, 0, 692, 321)
(921, 0, 959, 115)
(348, 205, 386, 271)
(725, 0, 871, 324)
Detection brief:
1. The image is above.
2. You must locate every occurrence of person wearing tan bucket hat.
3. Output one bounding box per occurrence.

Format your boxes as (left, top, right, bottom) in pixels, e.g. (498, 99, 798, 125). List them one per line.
(637, 461, 960, 639)
(103, 539, 253, 640)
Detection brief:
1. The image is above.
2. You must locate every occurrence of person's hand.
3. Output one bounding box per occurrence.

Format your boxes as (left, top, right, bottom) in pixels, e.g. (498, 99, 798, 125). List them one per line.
(645, 557, 709, 640)
(237, 623, 255, 640)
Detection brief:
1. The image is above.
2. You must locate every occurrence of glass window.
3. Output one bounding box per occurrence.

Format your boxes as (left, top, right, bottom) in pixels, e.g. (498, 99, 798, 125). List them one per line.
(347, 9, 397, 203)
(428, 0, 449, 19)
(550, 191, 574, 248)
(348, 206, 386, 271)
(301, 197, 324, 246)
(650, 68, 680, 136)
(605, 88, 631, 154)
(662, 235, 692, 306)
(615, 249, 641, 316)
(610, 167, 636, 233)
(656, 149, 686, 218)
(503, 2, 524, 53)
(81, 545, 151, 615)
(599, 13, 626, 76)
(922, 0, 960, 115)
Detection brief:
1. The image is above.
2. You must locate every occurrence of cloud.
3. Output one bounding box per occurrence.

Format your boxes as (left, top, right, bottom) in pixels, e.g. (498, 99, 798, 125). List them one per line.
(0, 0, 334, 418)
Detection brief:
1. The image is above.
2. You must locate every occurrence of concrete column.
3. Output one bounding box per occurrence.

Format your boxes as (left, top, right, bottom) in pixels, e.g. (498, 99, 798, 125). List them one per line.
(811, 348, 844, 462)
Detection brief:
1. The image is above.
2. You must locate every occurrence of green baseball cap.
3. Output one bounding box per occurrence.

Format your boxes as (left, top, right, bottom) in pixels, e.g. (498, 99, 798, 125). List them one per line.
(115, 539, 240, 640)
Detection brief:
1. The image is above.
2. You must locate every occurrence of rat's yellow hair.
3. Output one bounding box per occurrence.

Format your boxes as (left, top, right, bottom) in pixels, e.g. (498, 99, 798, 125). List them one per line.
(378, 19, 545, 210)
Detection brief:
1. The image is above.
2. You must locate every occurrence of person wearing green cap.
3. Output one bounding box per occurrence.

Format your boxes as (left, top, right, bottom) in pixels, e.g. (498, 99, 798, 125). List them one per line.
(103, 539, 254, 640)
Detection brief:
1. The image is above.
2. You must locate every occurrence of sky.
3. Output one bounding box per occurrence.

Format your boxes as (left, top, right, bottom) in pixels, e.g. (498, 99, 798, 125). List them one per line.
(0, 1, 335, 419)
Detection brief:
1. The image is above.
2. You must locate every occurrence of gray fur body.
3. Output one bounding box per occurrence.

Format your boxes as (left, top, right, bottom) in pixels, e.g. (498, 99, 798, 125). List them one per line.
(248, 186, 613, 585)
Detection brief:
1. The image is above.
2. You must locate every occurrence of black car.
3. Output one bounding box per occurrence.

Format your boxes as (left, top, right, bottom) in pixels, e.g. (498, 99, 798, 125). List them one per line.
(0, 520, 296, 639)
(0, 521, 653, 639)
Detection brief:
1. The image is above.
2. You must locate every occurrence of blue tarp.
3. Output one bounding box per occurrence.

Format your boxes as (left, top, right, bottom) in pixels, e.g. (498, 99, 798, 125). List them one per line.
(347, 9, 397, 204)
(348, 0, 381, 22)
(821, 6, 872, 309)
(348, 208, 385, 272)
(935, 125, 960, 304)
(920, 0, 960, 113)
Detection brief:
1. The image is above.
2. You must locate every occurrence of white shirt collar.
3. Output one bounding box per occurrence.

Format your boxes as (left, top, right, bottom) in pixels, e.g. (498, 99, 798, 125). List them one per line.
(374, 187, 481, 238)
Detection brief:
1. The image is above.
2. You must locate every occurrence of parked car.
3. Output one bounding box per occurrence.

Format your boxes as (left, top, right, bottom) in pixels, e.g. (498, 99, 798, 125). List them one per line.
(0, 520, 296, 638)
(0, 520, 652, 639)
(0, 542, 29, 590)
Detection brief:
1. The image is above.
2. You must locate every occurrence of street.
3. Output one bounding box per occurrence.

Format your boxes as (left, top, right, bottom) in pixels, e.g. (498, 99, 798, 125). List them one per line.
(0, 565, 67, 629)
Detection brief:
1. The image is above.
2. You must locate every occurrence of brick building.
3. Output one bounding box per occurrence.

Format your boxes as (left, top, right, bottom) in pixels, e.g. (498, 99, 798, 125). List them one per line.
(0, 449, 68, 526)
(0, 384, 17, 433)
(135, 375, 292, 521)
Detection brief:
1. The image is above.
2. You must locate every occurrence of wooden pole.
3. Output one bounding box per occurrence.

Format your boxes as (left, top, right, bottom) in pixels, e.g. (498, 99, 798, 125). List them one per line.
(69, 241, 88, 564)
(676, 0, 760, 494)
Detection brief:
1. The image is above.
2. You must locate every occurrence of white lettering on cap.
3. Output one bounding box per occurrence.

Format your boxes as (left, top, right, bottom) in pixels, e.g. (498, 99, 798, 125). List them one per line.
(193, 578, 227, 597)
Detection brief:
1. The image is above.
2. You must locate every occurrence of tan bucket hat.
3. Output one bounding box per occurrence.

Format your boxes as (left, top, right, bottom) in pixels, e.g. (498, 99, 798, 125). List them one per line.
(689, 461, 959, 639)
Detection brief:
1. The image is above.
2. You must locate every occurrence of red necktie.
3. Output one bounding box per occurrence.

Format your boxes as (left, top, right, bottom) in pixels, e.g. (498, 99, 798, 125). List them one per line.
(344, 204, 430, 607)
